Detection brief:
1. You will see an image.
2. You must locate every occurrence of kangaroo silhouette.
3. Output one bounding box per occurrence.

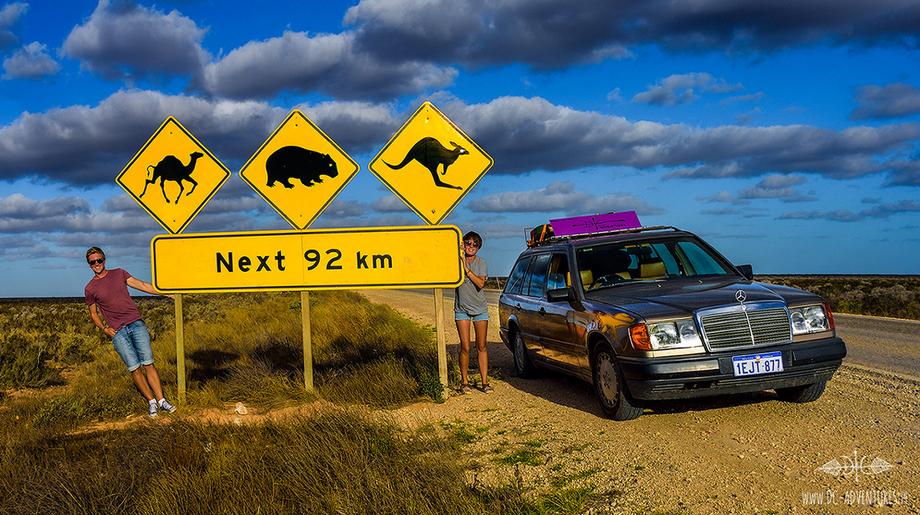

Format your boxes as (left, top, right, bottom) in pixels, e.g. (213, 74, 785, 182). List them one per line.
(140, 152, 202, 204)
(383, 137, 468, 190)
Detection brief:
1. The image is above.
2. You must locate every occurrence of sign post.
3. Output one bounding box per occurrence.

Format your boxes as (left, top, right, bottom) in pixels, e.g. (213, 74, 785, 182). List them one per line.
(116, 117, 231, 404)
(301, 291, 313, 391)
(174, 293, 186, 403)
(239, 109, 361, 391)
(369, 101, 493, 393)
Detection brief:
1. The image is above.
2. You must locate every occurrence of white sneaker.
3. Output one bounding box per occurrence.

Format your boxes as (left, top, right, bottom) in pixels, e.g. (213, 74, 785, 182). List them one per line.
(158, 399, 177, 414)
(148, 401, 158, 418)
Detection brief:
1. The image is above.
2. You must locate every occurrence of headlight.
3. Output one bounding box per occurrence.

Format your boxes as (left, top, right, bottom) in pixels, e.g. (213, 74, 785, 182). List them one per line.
(790, 305, 829, 335)
(645, 319, 703, 350)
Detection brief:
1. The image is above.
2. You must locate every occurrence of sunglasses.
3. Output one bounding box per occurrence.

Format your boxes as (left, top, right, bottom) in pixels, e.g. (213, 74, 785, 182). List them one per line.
(88, 258, 105, 266)
(464, 241, 480, 248)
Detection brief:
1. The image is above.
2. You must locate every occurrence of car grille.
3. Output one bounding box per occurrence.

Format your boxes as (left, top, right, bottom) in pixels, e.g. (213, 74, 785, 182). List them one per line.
(699, 305, 791, 350)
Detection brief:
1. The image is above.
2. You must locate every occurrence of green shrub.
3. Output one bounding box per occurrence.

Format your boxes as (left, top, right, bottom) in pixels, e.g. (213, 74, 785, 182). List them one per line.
(0, 332, 58, 389)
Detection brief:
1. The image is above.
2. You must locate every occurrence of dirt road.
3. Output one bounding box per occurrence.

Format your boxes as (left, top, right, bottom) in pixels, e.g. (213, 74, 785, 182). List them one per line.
(360, 289, 919, 513)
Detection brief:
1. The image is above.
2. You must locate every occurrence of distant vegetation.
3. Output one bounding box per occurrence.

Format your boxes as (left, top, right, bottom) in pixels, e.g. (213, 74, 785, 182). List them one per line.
(486, 275, 920, 321)
(0, 292, 589, 513)
(757, 275, 920, 321)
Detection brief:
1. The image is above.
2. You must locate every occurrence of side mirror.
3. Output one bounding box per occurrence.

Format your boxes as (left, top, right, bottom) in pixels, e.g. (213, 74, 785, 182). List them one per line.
(547, 287, 574, 302)
(736, 264, 753, 280)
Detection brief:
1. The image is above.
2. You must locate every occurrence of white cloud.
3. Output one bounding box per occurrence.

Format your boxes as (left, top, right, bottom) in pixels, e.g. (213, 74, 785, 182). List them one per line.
(468, 180, 663, 215)
(0, 2, 27, 49)
(851, 83, 920, 120)
(62, 0, 209, 78)
(633, 73, 742, 106)
(3, 41, 60, 79)
(347, 0, 920, 67)
(200, 31, 457, 100)
(4, 91, 920, 189)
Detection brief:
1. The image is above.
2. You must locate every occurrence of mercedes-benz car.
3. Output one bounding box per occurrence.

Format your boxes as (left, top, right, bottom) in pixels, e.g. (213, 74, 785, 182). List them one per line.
(498, 225, 846, 420)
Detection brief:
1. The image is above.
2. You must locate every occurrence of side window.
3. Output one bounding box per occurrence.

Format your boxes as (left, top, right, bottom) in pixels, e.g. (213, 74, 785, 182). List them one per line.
(546, 253, 570, 291)
(676, 241, 729, 275)
(504, 257, 531, 295)
(526, 254, 552, 298)
(651, 243, 680, 276)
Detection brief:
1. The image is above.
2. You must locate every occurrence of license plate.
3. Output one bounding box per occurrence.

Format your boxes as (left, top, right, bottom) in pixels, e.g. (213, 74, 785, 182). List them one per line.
(731, 351, 783, 377)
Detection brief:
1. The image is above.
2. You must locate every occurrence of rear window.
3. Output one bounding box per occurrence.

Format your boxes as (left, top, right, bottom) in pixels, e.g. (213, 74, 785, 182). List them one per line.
(525, 254, 552, 297)
(504, 256, 531, 295)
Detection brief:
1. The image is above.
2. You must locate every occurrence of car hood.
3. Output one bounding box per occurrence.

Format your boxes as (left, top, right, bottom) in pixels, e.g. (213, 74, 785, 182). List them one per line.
(584, 278, 822, 320)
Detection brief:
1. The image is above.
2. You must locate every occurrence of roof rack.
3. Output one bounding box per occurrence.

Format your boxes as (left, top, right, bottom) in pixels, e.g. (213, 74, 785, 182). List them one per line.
(526, 225, 681, 247)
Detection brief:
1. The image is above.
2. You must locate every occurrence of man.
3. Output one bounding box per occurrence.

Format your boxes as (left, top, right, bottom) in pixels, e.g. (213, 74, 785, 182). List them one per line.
(84, 246, 176, 418)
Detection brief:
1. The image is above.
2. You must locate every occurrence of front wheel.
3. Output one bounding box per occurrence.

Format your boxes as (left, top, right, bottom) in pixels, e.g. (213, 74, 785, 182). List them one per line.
(592, 348, 643, 420)
(512, 330, 537, 378)
(776, 381, 826, 403)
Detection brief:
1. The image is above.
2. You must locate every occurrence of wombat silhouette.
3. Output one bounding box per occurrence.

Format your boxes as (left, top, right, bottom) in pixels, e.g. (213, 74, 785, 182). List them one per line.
(266, 146, 338, 188)
(140, 152, 202, 204)
(383, 137, 468, 190)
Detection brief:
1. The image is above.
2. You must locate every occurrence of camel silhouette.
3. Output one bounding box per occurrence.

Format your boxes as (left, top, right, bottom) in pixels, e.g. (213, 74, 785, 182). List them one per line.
(140, 152, 203, 204)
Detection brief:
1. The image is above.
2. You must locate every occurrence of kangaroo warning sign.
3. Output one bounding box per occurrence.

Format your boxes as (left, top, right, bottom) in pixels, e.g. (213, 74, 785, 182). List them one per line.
(151, 225, 464, 293)
(240, 109, 360, 230)
(116, 117, 231, 234)
(369, 102, 493, 225)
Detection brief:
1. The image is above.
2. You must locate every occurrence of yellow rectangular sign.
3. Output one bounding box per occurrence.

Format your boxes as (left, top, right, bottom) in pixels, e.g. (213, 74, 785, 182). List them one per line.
(151, 225, 464, 293)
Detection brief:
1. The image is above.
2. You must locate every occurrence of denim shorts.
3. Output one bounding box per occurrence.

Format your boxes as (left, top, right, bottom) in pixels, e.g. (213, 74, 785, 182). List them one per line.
(455, 310, 489, 322)
(112, 320, 154, 372)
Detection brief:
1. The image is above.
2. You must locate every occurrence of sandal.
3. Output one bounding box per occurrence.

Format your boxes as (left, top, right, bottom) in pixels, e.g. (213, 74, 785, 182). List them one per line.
(459, 384, 472, 395)
(479, 383, 494, 394)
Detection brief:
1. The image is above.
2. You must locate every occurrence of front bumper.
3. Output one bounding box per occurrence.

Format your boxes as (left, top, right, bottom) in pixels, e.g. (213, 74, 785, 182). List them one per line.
(618, 337, 846, 401)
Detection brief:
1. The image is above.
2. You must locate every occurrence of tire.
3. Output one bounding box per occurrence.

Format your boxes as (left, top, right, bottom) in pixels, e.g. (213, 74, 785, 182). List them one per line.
(512, 330, 537, 378)
(776, 381, 826, 403)
(592, 347, 643, 420)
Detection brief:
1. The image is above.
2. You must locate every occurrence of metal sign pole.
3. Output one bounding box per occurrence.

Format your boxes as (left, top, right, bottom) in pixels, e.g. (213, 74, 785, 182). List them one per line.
(301, 290, 314, 391)
(434, 288, 448, 392)
(174, 293, 186, 403)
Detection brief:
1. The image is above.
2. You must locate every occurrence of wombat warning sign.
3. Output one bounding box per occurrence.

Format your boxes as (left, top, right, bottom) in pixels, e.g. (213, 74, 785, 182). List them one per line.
(239, 110, 359, 230)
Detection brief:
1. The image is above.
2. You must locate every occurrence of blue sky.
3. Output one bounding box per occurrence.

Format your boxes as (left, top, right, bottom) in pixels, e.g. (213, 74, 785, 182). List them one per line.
(1, 0, 919, 297)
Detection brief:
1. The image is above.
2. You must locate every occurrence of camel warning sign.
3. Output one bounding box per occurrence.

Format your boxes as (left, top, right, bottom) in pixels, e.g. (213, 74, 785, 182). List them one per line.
(240, 110, 359, 230)
(116, 117, 230, 234)
(369, 102, 493, 225)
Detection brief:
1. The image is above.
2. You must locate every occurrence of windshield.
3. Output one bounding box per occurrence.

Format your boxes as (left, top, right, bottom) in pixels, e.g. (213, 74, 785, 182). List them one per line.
(575, 238, 734, 291)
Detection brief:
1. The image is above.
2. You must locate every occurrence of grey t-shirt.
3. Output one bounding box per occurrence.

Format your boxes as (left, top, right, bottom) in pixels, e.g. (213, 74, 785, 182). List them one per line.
(455, 256, 488, 315)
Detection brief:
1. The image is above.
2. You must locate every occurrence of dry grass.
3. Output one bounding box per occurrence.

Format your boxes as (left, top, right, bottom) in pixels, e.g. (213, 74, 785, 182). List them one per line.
(0, 292, 593, 514)
(0, 410, 560, 514)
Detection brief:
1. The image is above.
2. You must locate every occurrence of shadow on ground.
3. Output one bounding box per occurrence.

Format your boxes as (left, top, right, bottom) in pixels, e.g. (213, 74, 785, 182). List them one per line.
(448, 340, 781, 419)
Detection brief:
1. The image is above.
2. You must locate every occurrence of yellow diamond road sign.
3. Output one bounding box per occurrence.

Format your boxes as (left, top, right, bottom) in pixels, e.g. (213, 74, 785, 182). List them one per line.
(240, 109, 359, 229)
(369, 101, 493, 225)
(116, 117, 230, 234)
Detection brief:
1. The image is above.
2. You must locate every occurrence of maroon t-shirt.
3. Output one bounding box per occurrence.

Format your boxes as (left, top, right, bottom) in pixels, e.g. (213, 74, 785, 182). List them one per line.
(84, 268, 142, 331)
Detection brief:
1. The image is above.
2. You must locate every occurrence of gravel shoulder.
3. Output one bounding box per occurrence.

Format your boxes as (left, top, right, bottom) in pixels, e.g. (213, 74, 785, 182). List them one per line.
(359, 289, 920, 513)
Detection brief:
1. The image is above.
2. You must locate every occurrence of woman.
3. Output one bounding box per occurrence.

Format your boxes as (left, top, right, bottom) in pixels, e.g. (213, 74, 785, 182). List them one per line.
(455, 231, 492, 393)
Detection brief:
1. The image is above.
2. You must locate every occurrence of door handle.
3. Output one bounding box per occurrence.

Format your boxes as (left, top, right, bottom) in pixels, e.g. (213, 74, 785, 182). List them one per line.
(539, 307, 546, 316)
(515, 303, 522, 310)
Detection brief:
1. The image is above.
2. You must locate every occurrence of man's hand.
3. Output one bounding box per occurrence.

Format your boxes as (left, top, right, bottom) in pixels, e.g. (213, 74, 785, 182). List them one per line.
(104, 327, 117, 337)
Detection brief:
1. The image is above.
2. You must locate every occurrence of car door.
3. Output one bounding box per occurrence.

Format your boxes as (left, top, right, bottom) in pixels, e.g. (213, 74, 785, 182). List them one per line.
(537, 253, 586, 369)
(501, 255, 532, 344)
(517, 253, 551, 359)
